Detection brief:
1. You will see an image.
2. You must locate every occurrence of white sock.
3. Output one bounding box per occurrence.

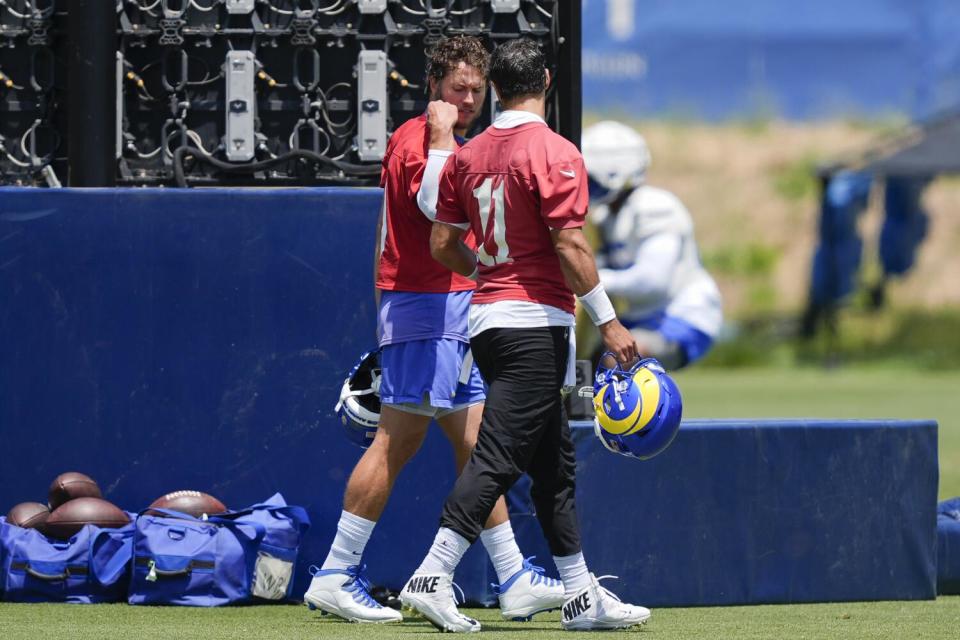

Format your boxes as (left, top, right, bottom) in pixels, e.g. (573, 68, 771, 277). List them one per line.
(320, 510, 376, 571)
(480, 521, 525, 584)
(416, 527, 471, 576)
(554, 551, 591, 596)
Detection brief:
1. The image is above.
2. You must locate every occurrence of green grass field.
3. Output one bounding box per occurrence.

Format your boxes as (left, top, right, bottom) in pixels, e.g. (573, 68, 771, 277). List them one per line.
(0, 598, 958, 639)
(2, 367, 958, 638)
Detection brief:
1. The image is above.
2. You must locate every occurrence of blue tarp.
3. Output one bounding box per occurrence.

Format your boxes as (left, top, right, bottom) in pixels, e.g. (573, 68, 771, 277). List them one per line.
(808, 172, 872, 308)
(808, 172, 932, 312)
(583, 0, 960, 120)
(879, 177, 930, 277)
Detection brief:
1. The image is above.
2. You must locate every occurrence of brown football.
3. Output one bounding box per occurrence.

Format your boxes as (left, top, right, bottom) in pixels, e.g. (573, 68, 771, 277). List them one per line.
(48, 471, 102, 510)
(45, 497, 130, 540)
(148, 490, 227, 519)
(6, 502, 51, 531)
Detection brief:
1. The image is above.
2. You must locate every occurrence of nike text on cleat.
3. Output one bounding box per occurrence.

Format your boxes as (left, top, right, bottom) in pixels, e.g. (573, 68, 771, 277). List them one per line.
(400, 572, 481, 633)
(493, 556, 566, 621)
(303, 564, 402, 624)
(560, 574, 651, 631)
(405, 574, 441, 594)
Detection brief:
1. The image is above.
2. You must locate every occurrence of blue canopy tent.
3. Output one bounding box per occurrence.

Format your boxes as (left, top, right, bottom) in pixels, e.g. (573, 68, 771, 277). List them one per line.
(801, 112, 960, 337)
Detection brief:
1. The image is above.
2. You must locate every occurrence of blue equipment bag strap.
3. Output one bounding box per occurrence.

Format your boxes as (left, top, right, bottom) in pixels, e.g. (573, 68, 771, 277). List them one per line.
(215, 504, 311, 538)
(13, 540, 75, 582)
(138, 508, 204, 520)
(206, 516, 266, 547)
(279, 505, 311, 537)
(20, 565, 70, 581)
(254, 504, 311, 537)
(139, 508, 267, 546)
(90, 529, 134, 586)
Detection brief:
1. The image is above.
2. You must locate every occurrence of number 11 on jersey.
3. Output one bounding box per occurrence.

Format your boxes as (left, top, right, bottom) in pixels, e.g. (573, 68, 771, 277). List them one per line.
(473, 177, 513, 266)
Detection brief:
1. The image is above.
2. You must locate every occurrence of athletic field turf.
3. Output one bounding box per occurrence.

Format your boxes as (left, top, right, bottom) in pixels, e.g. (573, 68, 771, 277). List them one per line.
(2, 367, 958, 637)
(0, 598, 958, 639)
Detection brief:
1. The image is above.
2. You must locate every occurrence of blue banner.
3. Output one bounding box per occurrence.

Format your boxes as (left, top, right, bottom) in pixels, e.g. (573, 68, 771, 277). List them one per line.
(583, 0, 960, 120)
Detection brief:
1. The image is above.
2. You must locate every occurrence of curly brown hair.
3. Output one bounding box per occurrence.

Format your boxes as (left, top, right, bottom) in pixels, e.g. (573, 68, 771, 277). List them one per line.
(425, 36, 490, 90)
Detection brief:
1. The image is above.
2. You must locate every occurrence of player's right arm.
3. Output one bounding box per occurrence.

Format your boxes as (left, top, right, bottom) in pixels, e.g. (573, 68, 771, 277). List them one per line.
(551, 227, 638, 365)
(430, 221, 477, 278)
(537, 139, 638, 364)
(430, 151, 477, 278)
(416, 101, 459, 220)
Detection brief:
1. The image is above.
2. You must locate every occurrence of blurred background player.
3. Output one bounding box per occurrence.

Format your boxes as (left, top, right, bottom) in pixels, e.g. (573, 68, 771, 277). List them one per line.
(581, 120, 723, 370)
(303, 36, 564, 623)
(403, 38, 651, 633)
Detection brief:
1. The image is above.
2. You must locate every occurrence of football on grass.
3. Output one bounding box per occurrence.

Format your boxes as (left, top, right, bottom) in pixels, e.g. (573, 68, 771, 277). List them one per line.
(45, 497, 130, 539)
(6, 502, 51, 530)
(148, 490, 227, 518)
(48, 471, 102, 510)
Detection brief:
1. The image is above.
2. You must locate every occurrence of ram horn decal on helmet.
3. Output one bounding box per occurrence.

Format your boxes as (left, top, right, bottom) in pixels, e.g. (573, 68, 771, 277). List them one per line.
(592, 353, 683, 460)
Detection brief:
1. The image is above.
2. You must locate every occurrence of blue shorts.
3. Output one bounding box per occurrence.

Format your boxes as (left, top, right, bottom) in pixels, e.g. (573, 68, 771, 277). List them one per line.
(379, 338, 486, 417)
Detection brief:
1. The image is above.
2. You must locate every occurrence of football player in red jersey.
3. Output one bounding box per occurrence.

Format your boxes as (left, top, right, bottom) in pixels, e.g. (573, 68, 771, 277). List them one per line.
(304, 37, 565, 623)
(399, 39, 651, 632)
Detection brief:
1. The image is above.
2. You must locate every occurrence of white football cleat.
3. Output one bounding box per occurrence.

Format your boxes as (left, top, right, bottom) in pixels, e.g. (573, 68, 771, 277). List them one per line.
(303, 565, 402, 624)
(400, 573, 481, 633)
(494, 556, 566, 621)
(560, 574, 651, 631)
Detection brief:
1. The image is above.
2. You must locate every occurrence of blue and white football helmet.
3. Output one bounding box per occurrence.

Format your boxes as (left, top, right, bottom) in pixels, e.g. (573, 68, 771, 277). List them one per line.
(582, 121, 651, 203)
(592, 354, 682, 460)
(334, 349, 382, 449)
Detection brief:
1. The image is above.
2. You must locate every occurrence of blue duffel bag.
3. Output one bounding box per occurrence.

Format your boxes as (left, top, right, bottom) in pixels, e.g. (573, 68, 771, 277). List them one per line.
(938, 497, 960, 595)
(0, 515, 134, 603)
(0, 517, 12, 599)
(128, 493, 309, 606)
(227, 493, 311, 601)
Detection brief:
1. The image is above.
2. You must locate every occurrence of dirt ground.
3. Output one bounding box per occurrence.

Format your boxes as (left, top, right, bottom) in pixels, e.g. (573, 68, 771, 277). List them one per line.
(604, 120, 960, 316)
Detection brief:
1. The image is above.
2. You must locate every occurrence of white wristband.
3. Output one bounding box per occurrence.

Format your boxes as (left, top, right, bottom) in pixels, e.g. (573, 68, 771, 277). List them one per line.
(578, 283, 617, 326)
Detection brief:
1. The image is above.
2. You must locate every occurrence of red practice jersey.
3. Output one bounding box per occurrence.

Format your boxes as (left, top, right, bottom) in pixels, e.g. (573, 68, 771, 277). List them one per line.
(435, 119, 588, 313)
(376, 115, 476, 293)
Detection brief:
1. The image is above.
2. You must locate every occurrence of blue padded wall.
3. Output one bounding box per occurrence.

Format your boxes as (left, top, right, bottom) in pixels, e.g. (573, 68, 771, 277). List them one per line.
(0, 189, 939, 605)
(0, 187, 382, 599)
(362, 419, 939, 606)
(568, 419, 938, 606)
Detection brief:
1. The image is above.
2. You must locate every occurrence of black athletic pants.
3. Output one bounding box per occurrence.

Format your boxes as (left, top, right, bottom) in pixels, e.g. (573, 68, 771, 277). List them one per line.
(439, 326, 582, 557)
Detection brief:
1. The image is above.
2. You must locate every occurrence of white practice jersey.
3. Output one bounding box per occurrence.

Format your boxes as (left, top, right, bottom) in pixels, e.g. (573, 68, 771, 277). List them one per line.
(594, 185, 723, 338)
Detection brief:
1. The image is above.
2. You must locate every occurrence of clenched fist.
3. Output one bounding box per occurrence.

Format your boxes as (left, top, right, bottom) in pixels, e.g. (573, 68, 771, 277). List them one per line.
(426, 100, 459, 150)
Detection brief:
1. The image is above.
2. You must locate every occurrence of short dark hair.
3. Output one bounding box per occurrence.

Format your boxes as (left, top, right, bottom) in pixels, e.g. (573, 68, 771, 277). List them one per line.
(489, 38, 546, 104)
(425, 36, 490, 87)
